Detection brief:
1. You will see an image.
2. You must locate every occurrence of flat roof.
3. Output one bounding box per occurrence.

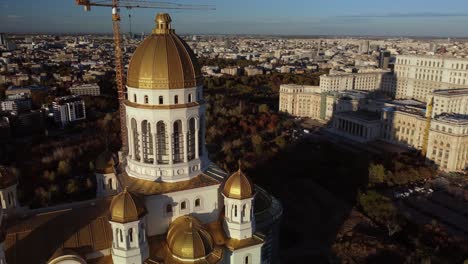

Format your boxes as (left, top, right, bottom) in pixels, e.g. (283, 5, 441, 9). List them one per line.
(335, 111, 381, 122)
(431, 88, 468, 96)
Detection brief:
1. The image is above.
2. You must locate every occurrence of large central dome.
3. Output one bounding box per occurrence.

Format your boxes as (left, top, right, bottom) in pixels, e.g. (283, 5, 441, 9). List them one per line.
(127, 13, 202, 89)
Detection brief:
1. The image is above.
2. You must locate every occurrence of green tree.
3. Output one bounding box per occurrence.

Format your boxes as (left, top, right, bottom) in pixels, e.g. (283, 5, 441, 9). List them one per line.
(368, 163, 385, 187)
(274, 136, 287, 149)
(258, 104, 270, 113)
(57, 160, 71, 176)
(66, 179, 79, 195)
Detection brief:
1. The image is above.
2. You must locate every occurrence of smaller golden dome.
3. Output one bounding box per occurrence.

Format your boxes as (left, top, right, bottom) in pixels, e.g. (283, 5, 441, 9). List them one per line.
(166, 216, 214, 260)
(95, 150, 115, 174)
(222, 162, 254, 199)
(109, 188, 147, 223)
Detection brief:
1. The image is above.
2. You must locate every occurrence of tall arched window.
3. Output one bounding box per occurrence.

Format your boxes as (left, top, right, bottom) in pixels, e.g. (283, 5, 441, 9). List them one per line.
(142, 120, 153, 163)
(174, 95, 179, 104)
(198, 116, 204, 155)
(195, 198, 201, 207)
(166, 204, 172, 213)
(133, 94, 137, 103)
(119, 229, 123, 243)
(188, 93, 193, 103)
(173, 120, 183, 163)
(234, 205, 238, 217)
(181, 201, 187, 210)
(157, 121, 168, 164)
(129, 228, 133, 243)
(159, 96, 164, 105)
(187, 118, 196, 161)
(144, 95, 149, 104)
(131, 118, 140, 161)
(108, 178, 112, 189)
(242, 204, 246, 218)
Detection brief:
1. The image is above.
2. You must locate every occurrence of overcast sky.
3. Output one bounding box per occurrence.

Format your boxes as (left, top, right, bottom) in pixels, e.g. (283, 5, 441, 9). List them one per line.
(2, 0, 468, 36)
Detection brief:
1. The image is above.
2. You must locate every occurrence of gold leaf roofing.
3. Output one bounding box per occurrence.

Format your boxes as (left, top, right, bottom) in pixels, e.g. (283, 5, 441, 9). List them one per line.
(126, 13, 202, 90)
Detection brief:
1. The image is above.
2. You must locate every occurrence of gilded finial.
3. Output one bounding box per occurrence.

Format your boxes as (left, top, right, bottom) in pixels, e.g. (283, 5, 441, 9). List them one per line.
(153, 13, 174, 34)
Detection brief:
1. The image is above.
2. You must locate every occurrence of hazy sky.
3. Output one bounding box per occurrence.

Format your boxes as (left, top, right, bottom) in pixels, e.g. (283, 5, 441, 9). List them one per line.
(2, 0, 468, 36)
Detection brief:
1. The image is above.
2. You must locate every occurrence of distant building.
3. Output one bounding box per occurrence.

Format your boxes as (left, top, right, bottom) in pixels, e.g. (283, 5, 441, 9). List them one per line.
(429, 88, 468, 118)
(244, 66, 263, 76)
(0, 98, 31, 115)
(329, 111, 382, 143)
(395, 55, 468, 101)
(378, 50, 391, 69)
(359, 40, 370, 54)
(5, 85, 48, 98)
(319, 71, 395, 97)
(69, 83, 101, 96)
(53, 95, 86, 127)
(221, 66, 240, 76)
(11, 110, 45, 136)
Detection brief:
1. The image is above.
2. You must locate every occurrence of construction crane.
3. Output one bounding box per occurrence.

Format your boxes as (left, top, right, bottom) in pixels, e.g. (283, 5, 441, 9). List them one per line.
(75, 0, 214, 155)
(421, 97, 434, 157)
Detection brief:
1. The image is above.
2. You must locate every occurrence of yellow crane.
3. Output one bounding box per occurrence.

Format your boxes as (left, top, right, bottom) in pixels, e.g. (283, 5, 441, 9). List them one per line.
(421, 97, 434, 157)
(75, 0, 214, 153)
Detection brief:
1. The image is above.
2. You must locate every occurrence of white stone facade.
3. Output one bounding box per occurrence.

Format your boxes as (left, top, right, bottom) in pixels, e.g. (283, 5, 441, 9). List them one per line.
(0, 184, 18, 210)
(395, 55, 468, 101)
(110, 218, 149, 264)
(125, 85, 208, 183)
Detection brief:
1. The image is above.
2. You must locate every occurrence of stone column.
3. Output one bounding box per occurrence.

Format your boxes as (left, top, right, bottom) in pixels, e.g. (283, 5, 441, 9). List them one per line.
(139, 123, 144, 163)
(195, 125, 200, 159)
(153, 132, 158, 165)
(183, 122, 188, 163)
(168, 122, 173, 165)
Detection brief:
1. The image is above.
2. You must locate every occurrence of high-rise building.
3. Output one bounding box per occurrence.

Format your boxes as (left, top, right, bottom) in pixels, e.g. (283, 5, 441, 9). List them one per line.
(53, 95, 86, 127)
(359, 40, 370, 54)
(378, 50, 391, 69)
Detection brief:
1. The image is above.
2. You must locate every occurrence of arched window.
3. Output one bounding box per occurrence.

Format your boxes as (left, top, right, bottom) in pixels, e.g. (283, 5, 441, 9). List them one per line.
(195, 198, 201, 207)
(173, 120, 184, 163)
(234, 205, 238, 217)
(129, 228, 133, 243)
(244, 255, 251, 264)
(166, 204, 172, 213)
(119, 229, 123, 242)
(157, 121, 168, 164)
(131, 118, 140, 161)
(188, 93, 193, 103)
(174, 95, 179, 104)
(144, 95, 149, 104)
(142, 120, 153, 163)
(242, 204, 246, 218)
(181, 201, 187, 210)
(159, 96, 164, 105)
(133, 94, 137, 103)
(187, 118, 196, 161)
(108, 178, 112, 189)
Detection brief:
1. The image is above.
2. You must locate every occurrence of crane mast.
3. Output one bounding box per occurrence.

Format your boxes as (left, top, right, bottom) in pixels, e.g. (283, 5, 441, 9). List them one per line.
(421, 97, 434, 157)
(111, 0, 128, 154)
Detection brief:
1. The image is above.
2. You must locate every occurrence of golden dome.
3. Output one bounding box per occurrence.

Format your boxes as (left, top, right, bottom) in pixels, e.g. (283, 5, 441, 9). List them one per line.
(222, 163, 254, 200)
(166, 216, 214, 260)
(127, 13, 202, 90)
(95, 150, 115, 174)
(109, 188, 147, 223)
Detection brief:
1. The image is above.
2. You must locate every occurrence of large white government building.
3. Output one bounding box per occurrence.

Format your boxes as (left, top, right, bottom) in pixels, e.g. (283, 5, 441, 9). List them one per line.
(279, 81, 468, 172)
(0, 14, 282, 264)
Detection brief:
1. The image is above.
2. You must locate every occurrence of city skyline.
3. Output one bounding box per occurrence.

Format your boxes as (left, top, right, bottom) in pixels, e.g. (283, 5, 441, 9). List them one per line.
(2, 0, 468, 36)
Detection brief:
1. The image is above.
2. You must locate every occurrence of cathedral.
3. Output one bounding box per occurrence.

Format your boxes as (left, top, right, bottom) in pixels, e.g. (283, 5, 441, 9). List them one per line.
(0, 13, 282, 264)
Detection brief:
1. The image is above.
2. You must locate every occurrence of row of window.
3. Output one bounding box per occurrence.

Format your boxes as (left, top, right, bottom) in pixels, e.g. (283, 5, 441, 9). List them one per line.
(132, 92, 200, 105)
(165, 198, 203, 214)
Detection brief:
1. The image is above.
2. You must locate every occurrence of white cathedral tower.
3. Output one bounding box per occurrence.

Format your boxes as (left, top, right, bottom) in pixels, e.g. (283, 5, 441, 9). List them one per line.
(124, 13, 207, 183)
